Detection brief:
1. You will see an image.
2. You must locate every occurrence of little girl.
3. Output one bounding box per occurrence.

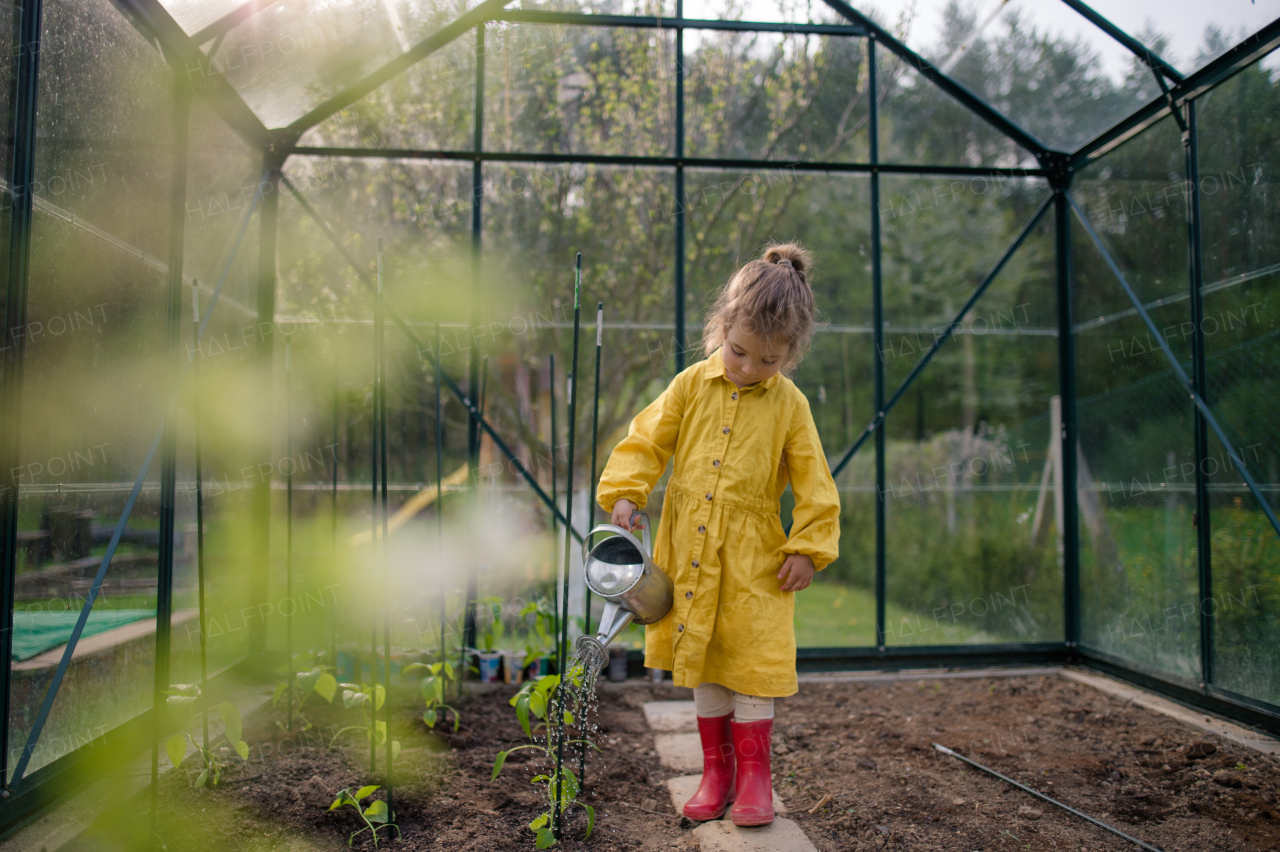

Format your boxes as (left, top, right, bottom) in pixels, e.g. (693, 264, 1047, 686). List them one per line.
(596, 243, 840, 826)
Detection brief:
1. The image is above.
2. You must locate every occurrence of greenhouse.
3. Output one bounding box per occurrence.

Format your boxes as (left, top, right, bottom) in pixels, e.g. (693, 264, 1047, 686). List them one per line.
(0, 0, 1277, 849)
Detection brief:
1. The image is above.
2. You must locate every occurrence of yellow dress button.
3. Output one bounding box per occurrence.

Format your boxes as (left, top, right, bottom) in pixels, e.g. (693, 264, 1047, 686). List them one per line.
(705, 493, 713, 501)
(712, 459, 720, 467)
(732, 392, 738, 400)
(692, 559, 699, 567)
(698, 525, 706, 534)
(722, 426, 730, 434)
(685, 591, 693, 599)
(677, 624, 685, 632)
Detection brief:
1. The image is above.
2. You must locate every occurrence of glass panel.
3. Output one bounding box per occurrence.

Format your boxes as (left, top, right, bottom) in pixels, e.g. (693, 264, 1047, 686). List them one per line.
(170, 98, 263, 686)
(684, 32, 869, 163)
(682, 0, 843, 25)
(878, 44, 1036, 168)
(160, 0, 251, 37)
(1083, 0, 1278, 76)
(1071, 117, 1200, 679)
(1196, 60, 1280, 706)
(527, 0, 675, 18)
(879, 174, 1061, 646)
(210, 0, 474, 128)
(920, 2, 1162, 152)
(683, 168, 874, 646)
(10, 0, 172, 779)
(484, 25, 675, 157)
(296, 34, 475, 150)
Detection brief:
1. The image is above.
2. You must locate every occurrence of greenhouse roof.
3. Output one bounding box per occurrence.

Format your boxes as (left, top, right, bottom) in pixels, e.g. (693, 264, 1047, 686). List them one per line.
(137, 0, 1280, 160)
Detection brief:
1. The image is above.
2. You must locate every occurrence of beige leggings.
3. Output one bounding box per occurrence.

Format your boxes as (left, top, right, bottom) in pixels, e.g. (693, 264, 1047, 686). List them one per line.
(693, 683, 774, 722)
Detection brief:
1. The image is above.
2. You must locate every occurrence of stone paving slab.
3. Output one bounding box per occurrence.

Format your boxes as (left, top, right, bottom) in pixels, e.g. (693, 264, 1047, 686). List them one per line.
(665, 774, 787, 815)
(654, 732, 703, 773)
(692, 818, 818, 852)
(643, 700, 698, 732)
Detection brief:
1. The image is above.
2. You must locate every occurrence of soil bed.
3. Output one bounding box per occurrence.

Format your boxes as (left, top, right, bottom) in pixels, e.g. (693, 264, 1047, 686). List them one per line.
(69, 672, 1279, 852)
(767, 673, 1280, 852)
(74, 678, 695, 852)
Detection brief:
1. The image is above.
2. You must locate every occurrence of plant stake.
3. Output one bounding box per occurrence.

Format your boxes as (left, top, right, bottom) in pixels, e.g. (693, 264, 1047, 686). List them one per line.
(553, 252, 582, 838)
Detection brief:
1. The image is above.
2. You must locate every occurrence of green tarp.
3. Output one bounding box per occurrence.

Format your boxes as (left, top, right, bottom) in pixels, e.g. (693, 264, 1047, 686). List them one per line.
(11, 609, 156, 662)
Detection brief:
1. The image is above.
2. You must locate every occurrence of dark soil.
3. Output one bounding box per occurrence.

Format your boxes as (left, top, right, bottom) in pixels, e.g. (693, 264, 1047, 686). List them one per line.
(75, 678, 696, 852)
(70, 672, 1280, 852)
(766, 673, 1280, 852)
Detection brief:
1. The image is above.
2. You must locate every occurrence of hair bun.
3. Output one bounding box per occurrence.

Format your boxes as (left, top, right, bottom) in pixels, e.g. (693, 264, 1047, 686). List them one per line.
(762, 242, 810, 277)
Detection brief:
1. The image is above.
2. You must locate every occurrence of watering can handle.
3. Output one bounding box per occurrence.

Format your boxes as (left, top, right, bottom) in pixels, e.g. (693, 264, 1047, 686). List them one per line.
(581, 513, 653, 564)
(629, 512, 651, 553)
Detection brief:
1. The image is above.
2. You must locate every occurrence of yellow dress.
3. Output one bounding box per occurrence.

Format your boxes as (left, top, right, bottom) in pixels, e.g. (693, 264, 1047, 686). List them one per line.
(596, 348, 841, 697)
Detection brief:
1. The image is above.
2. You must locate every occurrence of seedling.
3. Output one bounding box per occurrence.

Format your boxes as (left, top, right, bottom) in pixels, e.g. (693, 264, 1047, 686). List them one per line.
(476, 597, 507, 653)
(272, 650, 339, 731)
(492, 669, 600, 847)
(330, 681, 401, 763)
(403, 660, 461, 731)
(328, 785, 400, 847)
(164, 684, 250, 789)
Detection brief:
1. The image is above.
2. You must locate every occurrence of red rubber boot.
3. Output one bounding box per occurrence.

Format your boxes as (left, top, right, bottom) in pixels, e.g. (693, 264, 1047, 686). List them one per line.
(730, 719, 775, 826)
(681, 713, 735, 821)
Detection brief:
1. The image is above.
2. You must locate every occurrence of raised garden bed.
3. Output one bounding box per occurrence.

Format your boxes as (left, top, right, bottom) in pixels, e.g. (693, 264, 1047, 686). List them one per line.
(68, 673, 1279, 851)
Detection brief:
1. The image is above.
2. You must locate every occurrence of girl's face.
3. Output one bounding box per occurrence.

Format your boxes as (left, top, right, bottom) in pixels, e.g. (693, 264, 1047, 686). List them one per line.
(722, 323, 789, 389)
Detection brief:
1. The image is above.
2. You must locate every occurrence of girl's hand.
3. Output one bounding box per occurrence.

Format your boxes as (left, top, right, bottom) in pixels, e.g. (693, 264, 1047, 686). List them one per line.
(611, 499, 639, 530)
(777, 553, 815, 592)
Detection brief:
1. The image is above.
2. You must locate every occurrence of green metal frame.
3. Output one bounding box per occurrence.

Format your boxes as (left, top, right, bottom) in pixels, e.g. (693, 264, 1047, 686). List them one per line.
(2, 0, 1279, 834)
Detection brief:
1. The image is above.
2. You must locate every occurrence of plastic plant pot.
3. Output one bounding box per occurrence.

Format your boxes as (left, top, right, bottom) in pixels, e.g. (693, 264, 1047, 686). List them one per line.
(523, 657, 549, 681)
(502, 651, 526, 684)
(477, 651, 502, 683)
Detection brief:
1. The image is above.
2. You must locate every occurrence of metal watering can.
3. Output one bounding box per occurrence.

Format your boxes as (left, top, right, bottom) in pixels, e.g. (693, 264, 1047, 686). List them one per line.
(573, 513, 674, 672)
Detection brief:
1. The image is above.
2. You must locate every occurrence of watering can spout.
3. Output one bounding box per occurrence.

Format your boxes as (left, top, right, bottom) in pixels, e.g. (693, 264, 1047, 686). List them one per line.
(595, 600, 635, 647)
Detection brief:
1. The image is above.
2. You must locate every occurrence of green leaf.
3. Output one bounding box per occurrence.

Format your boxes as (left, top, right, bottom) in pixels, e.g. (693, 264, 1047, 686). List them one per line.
(217, 702, 243, 746)
(296, 667, 321, 692)
(563, 710, 574, 725)
(364, 800, 388, 824)
(195, 768, 209, 789)
(167, 683, 202, 697)
(421, 676, 439, 705)
(492, 751, 508, 781)
(373, 684, 386, 711)
(433, 676, 444, 704)
(329, 791, 354, 811)
(342, 689, 367, 709)
(165, 734, 187, 769)
(355, 785, 380, 801)
(271, 681, 288, 708)
(443, 662, 455, 679)
(561, 766, 579, 803)
(535, 826, 557, 849)
(314, 673, 338, 703)
(584, 804, 595, 839)
(235, 740, 250, 761)
(528, 813, 549, 831)
(391, 740, 401, 763)
(424, 708, 437, 728)
(516, 696, 531, 738)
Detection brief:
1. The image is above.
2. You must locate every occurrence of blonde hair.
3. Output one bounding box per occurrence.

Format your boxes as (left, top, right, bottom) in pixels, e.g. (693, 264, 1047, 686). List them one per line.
(702, 242, 817, 373)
